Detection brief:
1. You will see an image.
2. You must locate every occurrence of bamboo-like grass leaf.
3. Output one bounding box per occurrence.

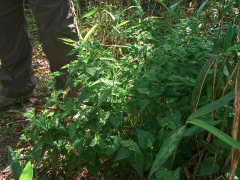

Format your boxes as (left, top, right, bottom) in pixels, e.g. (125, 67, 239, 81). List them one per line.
(19, 161, 33, 180)
(197, 0, 209, 18)
(227, 45, 240, 53)
(169, 0, 183, 13)
(150, 125, 186, 177)
(116, 21, 129, 28)
(8, 146, 22, 180)
(156, 0, 169, 11)
(187, 119, 240, 150)
(191, 56, 216, 112)
(224, 25, 237, 52)
(220, 2, 234, 14)
(81, 8, 99, 19)
(189, 90, 234, 120)
(83, 24, 98, 42)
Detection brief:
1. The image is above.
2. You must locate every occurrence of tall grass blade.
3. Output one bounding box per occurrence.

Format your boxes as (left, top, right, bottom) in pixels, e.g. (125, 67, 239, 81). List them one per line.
(83, 24, 98, 42)
(197, 0, 209, 18)
(156, 0, 169, 11)
(191, 56, 216, 112)
(187, 119, 240, 150)
(189, 90, 234, 120)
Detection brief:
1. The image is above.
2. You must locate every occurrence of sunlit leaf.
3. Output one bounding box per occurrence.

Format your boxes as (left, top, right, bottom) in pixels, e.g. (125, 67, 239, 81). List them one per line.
(82, 8, 99, 18)
(19, 161, 33, 180)
(83, 24, 98, 42)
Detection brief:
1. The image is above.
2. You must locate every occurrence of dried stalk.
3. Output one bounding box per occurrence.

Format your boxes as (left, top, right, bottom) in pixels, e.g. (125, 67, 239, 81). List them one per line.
(229, 65, 240, 180)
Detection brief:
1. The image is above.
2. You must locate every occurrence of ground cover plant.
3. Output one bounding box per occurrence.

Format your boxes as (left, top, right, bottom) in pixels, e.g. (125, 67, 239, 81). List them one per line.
(2, 0, 240, 179)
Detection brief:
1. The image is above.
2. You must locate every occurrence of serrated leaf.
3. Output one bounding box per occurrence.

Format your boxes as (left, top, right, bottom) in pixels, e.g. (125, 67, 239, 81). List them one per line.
(150, 125, 186, 177)
(189, 90, 234, 120)
(166, 109, 181, 125)
(187, 119, 240, 150)
(137, 128, 155, 148)
(114, 147, 130, 161)
(98, 88, 112, 106)
(19, 161, 33, 180)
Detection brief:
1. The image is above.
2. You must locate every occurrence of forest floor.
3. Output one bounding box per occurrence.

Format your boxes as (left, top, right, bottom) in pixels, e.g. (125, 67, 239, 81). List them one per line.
(0, 24, 96, 180)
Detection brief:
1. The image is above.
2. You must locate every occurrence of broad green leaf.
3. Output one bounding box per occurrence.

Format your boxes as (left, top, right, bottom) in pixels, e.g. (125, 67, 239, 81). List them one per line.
(220, 2, 234, 14)
(166, 109, 181, 125)
(98, 88, 112, 106)
(114, 147, 131, 161)
(187, 119, 240, 150)
(189, 90, 234, 120)
(86, 163, 99, 178)
(197, 0, 209, 18)
(212, 37, 222, 54)
(137, 128, 155, 148)
(199, 157, 219, 176)
(8, 146, 22, 180)
(150, 125, 186, 177)
(191, 56, 216, 112)
(169, 0, 183, 13)
(155, 167, 180, 180)
(19, 161, 33, 180)
(227, 45, 240, 53)
(81, 8, 99, 18)
(109, 112, 121, 129)
(129, 153, 145, 178)
(83, 24, 98, 42)
(184, 120, 223, 137)
(50, 146, 60, 168)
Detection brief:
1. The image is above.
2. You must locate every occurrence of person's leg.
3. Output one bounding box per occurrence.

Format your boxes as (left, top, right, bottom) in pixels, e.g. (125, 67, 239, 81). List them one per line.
(0, 0, 36, 98)
(28, 0, 81, 98)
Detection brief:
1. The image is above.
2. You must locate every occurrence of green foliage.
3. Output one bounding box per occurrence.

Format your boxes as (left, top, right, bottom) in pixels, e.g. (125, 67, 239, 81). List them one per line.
(11, 0, 240, 179)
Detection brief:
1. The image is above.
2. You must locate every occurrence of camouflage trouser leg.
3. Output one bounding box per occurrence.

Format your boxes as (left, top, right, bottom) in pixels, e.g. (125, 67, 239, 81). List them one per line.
(0, 0, 80, 98)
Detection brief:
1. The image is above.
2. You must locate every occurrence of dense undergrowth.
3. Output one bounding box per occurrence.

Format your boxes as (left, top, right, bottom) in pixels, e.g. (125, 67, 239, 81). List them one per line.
(7, 0, 240, 179)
